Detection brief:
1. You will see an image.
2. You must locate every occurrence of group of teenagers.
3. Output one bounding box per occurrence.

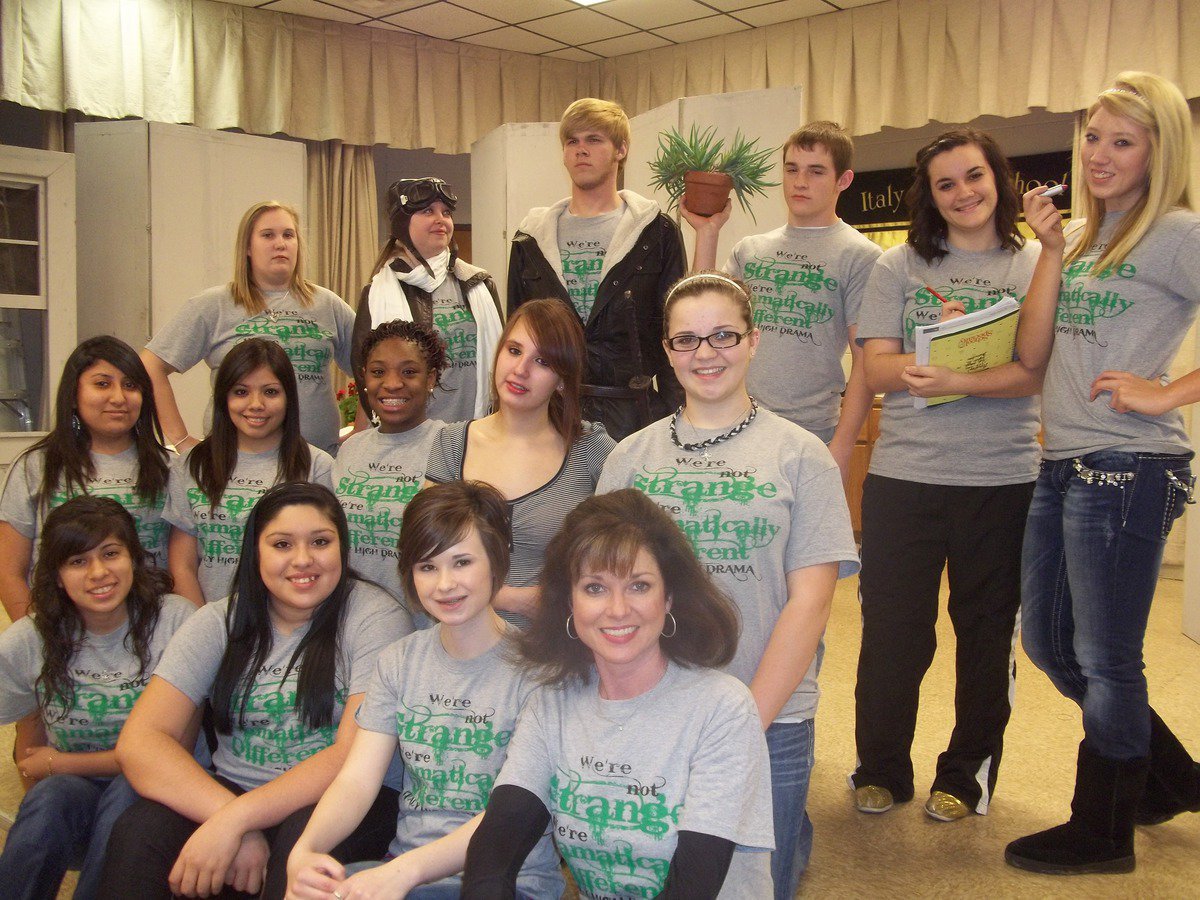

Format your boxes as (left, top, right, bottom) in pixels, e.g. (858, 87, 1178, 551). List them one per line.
(0, 70, 1197, 900)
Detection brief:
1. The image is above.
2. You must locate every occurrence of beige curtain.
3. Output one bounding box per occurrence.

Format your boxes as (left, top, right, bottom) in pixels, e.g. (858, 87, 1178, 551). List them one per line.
(305, 139, 377, 387)
(4, 0, 1199, 153)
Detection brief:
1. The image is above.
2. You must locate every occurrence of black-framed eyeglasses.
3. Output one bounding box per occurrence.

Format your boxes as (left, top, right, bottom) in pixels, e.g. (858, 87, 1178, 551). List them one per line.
(665, 329, 753, 352)
(391, 178, 458, 215)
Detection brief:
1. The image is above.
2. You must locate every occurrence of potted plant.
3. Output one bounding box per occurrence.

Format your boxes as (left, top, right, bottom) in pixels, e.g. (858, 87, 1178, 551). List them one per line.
(648, 125, 778, 221)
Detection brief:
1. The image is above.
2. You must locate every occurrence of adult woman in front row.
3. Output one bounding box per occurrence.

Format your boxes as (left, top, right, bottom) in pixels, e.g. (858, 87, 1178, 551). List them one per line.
(596, 272, 858, 897)
(462, 489, 775, 899)
(99, 484, 413, 899)
(424, 299, 615, 625)
(352, 177, 503, 426)
(852, 129, 1042, 823)
(1006, 71, 1200, 875)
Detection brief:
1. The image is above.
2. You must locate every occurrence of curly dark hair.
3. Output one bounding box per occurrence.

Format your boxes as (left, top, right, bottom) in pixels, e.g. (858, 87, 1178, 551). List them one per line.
(31, 496, 171, 723)
(905, 128, 1025, 264)
(360, 319, 449, 392)
(22, 336, 169, 512)
(518, 489, 740, 686)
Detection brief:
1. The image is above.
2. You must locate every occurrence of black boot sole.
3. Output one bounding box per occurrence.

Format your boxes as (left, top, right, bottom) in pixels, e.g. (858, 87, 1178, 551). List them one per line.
(1004, 849, 1135, 875)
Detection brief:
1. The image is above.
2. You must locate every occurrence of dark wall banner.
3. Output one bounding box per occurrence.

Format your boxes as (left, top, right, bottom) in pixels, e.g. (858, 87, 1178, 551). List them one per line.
(841, 149, 1072, 230)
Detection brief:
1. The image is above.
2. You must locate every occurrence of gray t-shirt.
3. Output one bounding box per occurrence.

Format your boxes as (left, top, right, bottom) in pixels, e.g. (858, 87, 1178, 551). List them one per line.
(355, 628, 563, 897)
(497, 664, 775, 900)
(163, 446, 334, 603)
(334, 421, 441, 602)
(856, 242, 1042, 486)
(429, 279, 479, 424)
(1043, 209, 1200, 458)
(596, 409, 859, 721)
(559, 206, 623, 323)
(724, 222, 882, 434)
(0, 446, 171, 570)
(0, 594, 194, 752)
(145, 284, 356, 455)
(426, 421, 616, 591)
(152, 581, 412, 791)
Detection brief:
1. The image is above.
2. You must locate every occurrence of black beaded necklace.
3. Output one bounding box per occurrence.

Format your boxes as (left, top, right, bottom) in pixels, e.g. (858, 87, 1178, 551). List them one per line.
(669, 398, 759, 457)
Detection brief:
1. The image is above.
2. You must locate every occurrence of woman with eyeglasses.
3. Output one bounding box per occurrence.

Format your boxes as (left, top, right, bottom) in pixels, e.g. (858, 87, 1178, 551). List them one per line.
(352, 178, 503, 426)
(142, 201, 356, 457)
(596, 271, 859, 899)
(852, 129, 1042, 824)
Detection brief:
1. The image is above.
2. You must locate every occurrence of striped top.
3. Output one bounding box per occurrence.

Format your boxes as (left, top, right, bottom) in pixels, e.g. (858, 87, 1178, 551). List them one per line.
(425, 420, 615, 593)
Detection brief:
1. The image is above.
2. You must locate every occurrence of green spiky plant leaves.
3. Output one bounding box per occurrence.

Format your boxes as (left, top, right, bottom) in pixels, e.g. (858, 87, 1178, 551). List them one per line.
(648, 125, 779, 221)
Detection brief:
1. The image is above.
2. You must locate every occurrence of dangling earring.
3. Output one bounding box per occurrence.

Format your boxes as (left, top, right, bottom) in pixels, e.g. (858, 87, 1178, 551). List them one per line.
(661, 612, 678, 638)
(566, 614, 579, 640)
(71, 412, 83, 437)
(369, 409, 380, 427)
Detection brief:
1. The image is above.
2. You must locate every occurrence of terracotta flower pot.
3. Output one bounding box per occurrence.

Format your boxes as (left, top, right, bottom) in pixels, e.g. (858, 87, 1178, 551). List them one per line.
(683, 171, 734, 217)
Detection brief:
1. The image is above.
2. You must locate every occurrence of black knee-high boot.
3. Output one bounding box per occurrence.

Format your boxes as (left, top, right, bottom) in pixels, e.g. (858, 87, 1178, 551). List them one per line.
(1136, 708, 1200, 825)
(1005, 741, 1148, 875)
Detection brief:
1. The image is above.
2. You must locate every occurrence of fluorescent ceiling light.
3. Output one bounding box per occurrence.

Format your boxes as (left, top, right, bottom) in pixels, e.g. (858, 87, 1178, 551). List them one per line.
(570, 1, 610, 6)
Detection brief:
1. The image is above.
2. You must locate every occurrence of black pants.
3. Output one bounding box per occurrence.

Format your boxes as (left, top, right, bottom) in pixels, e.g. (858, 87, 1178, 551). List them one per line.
(97, 775, 399, 900)
(852, 474, 1035, 807)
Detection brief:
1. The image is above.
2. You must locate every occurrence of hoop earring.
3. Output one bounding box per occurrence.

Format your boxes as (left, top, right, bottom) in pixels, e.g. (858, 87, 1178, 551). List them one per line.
(661, 612, 677, 638)
(566, 614, 579, 640)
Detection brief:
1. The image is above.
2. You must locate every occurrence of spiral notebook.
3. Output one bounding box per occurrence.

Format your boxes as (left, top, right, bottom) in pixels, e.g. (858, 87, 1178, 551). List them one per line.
(913, 297, 1020, 409)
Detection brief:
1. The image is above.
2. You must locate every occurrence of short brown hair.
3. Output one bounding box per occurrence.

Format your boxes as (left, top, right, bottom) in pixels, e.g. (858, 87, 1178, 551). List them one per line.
(782, 121, 854, 176)
(559, 98, 631, 173)
(491, 299, 586, 448)
(517, 489, 741, 686)
(398, 481, 511, 617)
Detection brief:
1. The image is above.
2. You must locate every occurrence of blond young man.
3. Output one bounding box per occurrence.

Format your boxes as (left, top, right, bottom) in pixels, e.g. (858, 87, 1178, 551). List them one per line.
(507, 99, 686, 441)
(685, 121, 881, 483)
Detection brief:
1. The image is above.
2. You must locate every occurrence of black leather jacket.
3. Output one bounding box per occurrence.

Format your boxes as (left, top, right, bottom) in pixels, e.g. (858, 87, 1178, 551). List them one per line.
(507, 213, 686, 442)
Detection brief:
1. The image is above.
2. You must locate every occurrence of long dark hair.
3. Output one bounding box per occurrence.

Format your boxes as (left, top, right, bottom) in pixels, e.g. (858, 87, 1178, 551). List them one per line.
(188, 339, 311, 510)
(31, 496, 171, 722)
(519, 489, 740, 686)
(211, 483, 354, 732)
(490, 299, 585, 447)
(22, 336, 169, 512)
(905, 128, 1025, 263)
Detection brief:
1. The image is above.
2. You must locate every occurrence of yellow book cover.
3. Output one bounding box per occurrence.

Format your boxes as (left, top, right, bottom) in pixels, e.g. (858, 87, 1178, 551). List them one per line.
(913, 297, 1020, 409)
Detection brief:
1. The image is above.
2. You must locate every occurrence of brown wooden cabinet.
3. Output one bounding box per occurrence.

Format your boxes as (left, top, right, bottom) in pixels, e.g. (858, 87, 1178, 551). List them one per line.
(846, 397, 883, 533)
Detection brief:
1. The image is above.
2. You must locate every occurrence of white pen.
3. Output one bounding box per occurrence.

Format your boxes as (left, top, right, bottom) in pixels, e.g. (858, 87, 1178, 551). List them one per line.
(1041, 183, 1066, 198)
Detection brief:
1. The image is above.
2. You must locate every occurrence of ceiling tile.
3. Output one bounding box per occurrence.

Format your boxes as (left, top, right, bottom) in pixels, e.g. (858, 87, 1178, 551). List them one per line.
(653, 15, 748, 43)
(260, 0, 369, 24)
(702, 0, 797, 11)
(384, 3, 503, 39)
(734, 0, 835, 28)
(594, 0, 712, 30)
(461, 0, 577, 24)
(333, 0, 428, 15)
(361, 18, 416, 32)
(214, 0, 267, 7)
(523, 8, 635, 44)
(580, 31, 671, 58)
(546, 46, 603, 62)
(457, 26, 568, 54)
(834, 0, 889, 8)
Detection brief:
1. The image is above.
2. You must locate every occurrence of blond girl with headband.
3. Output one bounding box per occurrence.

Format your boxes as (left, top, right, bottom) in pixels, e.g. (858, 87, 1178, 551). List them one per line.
(597, 270, 859, 898)
(1006, 72, 1200, 875)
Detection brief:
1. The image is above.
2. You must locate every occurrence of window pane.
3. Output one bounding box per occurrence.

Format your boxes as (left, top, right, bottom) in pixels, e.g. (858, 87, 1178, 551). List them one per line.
(0, 244, 39, 295)
(0, 308, 46, 432)
(0, 183, 39, 241)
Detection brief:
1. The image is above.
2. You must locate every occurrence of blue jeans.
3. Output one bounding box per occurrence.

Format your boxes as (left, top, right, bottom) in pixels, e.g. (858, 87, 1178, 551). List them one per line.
(1021, 451, 1193, 760)
(0, 773, 137, 900)
(766, 719, 815, 900)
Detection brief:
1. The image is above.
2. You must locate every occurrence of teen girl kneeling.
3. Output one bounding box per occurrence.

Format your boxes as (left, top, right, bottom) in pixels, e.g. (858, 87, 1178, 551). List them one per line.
(0, 497, 194, 900)
(166, 338, 334, 605)
(100, 483, 413, 899)
(287, 481, 563, 899)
